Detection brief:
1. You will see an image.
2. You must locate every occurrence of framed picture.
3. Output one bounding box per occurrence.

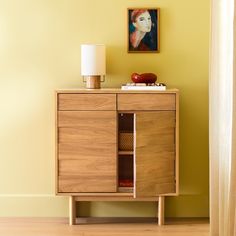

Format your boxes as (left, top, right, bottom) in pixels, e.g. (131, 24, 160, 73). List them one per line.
(128, 8, 160, 53)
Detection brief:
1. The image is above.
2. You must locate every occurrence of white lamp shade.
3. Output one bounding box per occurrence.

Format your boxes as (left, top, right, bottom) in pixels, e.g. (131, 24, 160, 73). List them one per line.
(81, 44, 106, 76)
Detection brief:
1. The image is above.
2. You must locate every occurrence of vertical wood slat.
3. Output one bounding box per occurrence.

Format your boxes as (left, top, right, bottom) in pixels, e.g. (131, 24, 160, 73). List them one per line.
(175, 92, 180, 195)
(69, 196, 76, 225)
(158, 196, 165, 226)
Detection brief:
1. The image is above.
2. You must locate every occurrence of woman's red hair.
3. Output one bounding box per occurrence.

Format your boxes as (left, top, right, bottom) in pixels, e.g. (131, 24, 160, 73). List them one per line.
(131, 9, 148, 23)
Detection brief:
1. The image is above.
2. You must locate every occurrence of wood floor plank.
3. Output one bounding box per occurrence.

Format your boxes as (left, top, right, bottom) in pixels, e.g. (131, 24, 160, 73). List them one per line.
(0, 217, 209, 236)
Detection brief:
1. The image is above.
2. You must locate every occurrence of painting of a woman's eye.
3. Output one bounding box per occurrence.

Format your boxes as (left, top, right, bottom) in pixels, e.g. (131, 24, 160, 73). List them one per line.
(139, 17, 145, 21)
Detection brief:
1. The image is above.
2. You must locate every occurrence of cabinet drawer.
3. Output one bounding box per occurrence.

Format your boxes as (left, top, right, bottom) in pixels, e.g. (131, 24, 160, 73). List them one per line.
(117, 94, 176, 111)
(58, 94, 116, 110)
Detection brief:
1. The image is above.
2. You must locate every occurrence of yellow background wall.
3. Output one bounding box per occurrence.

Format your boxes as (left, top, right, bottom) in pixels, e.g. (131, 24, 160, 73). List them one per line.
(0, 0, 209, 217)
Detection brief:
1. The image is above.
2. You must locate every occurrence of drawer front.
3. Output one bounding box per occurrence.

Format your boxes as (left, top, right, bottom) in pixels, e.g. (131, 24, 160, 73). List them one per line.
(58, 93, 116, 110)
(117, 94, 176, 111)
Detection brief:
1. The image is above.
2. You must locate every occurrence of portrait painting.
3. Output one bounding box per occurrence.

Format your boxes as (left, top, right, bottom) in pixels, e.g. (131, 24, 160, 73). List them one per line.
(128, 8, 160, 53)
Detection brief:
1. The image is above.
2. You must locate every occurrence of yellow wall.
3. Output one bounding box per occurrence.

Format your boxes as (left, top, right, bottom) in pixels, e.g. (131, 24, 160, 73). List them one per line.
(0, 0, 209, 217)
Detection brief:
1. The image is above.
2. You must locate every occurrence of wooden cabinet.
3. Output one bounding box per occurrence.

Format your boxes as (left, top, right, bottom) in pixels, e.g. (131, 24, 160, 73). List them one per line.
(55, 89, 179, 225)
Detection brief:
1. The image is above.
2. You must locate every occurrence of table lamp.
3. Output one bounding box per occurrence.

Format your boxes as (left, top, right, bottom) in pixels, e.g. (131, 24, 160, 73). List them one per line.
(81, 44, 106, 89)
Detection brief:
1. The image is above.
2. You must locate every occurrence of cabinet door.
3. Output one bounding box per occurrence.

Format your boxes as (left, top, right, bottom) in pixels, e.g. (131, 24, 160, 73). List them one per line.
(58, 111, 117, 193)
(134, 111, 176, 197)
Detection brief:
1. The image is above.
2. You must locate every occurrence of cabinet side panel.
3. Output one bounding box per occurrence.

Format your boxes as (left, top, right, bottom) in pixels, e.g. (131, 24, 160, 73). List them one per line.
(55, 92, 59, 194)
(175, 92, 179, 195)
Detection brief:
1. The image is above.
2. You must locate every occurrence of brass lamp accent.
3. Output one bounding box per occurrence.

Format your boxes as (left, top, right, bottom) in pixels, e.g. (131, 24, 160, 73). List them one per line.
(82, 75, 105, 89)
(81, 44, 106, 89)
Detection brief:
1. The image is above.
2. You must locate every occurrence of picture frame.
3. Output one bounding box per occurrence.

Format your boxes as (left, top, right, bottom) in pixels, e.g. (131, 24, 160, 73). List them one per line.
(128, 8, 160, 53)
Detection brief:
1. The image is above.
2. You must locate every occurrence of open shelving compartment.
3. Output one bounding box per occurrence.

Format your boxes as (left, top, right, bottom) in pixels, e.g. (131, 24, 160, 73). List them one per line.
(118, 113, 134, 193)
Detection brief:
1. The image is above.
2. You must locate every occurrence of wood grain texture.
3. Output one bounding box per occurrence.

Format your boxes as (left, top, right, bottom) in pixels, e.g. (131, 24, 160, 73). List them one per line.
(58, 111, 116, 144)
(58, 175, 116, 193)
(74, 196, 160, 201)
(59, 192, 160, 201)
(58, 93, 116, 110)
(58, 143, 116, 160)
(134, 111, 176, 197)
(58, 111, 117, 127)
(59, 159, 116, 176)
(57, 111, 117, 193)
(117, 94, 176, 111)
(158, 196, 165, 225)
(58, 127, 116, 144)
(0, 217, 210, 236)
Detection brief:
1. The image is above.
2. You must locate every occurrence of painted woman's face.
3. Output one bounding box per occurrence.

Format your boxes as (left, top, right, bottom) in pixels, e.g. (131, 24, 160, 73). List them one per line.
(133, 11, 152, 32)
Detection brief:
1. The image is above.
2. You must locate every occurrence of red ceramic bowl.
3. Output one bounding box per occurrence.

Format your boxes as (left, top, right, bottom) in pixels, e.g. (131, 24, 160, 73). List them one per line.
(131, 73, 157, 83)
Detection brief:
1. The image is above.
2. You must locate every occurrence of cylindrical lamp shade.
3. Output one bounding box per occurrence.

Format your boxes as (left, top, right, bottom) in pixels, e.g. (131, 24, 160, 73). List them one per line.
(81, 44, 106, 76)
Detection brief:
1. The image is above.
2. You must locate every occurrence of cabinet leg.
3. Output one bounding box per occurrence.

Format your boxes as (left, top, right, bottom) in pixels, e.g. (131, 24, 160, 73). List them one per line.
(69, 196, 76, 225)
(158, 196, 165, 226)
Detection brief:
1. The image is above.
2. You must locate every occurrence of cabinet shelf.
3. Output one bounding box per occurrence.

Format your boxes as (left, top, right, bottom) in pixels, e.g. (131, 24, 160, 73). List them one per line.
(118, 187, 133, 193)
(118, 151, 134, 155)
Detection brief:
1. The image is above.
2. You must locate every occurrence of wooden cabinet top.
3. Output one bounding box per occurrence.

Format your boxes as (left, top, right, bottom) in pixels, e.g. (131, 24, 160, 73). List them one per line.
(55, 88, 179, 94)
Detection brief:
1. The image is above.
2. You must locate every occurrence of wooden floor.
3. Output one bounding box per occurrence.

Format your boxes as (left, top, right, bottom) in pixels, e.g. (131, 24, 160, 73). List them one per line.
(0, 217, 210, 236)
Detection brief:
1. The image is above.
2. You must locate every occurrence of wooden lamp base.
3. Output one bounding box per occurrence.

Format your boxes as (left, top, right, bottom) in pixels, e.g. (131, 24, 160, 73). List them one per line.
(84, 76, 101, 89)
